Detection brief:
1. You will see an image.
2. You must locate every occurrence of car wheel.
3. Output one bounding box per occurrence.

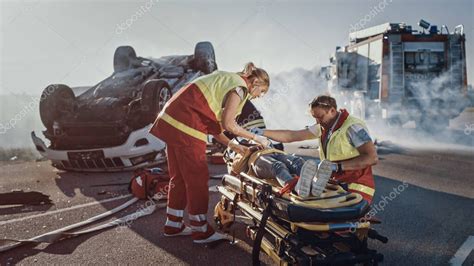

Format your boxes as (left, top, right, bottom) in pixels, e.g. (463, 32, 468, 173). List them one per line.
(156, 85, 172, 114)
(141, 80, 172, 123)
(113, 46, 137, 72)
(39, 84, 76, 130)
(193, 41, 217, 74)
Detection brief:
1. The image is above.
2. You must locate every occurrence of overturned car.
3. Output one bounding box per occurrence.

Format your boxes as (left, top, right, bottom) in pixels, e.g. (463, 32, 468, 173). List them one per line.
(32, 42, 217, 172)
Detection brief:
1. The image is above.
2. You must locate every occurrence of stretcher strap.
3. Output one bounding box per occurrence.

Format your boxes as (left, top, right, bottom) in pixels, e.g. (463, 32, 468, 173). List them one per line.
(348, 183, 375, 196)
(252, 198, 273, 266)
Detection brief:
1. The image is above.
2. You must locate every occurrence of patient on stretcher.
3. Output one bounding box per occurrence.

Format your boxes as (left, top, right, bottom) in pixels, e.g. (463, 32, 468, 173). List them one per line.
(226, 141, 334, 198)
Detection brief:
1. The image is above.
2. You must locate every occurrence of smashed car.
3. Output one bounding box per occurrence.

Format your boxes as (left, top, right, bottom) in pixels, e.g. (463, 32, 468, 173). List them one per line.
(32, 42, 217, 171)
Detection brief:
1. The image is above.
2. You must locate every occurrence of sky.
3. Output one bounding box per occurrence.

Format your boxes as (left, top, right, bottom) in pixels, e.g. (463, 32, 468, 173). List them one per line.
(0, 0, 472, 149)
(0, 0, 473, 95)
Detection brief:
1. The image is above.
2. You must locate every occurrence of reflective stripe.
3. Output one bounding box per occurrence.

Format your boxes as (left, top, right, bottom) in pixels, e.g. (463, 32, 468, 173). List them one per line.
(242, 119, 265, 129)
(165, 219, 182, 229)
(190, 224, 208, 232)
(244, 122, 265, 130)
(166, 207, 184, 217)
(160, 113, 207, 142)
(189, 214, 207, 222)
(135, 176, 143, 187)
(348, 183, 375, 196)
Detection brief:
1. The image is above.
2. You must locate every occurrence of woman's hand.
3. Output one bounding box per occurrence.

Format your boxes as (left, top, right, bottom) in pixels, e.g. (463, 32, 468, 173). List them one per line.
(228, 141, 249, 155)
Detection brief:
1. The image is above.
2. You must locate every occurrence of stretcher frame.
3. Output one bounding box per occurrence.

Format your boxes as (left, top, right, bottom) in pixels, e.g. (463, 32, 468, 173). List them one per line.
(214, 172, 387, 266)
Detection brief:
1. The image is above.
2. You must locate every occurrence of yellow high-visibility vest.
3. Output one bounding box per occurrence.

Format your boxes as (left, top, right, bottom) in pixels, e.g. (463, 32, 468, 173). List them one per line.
(193, 70, 250, 121)
(319, 115, 368, 162)
(157, 71, 250, 142)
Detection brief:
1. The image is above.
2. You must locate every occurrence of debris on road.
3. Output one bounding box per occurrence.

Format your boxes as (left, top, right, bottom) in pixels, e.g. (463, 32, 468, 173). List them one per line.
(0, 191, 52, 206)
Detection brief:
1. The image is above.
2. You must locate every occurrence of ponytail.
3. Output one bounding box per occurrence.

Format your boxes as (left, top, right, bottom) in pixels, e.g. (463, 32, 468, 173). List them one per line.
(241, 62, 257, 77)
(238, 62, 270, 87)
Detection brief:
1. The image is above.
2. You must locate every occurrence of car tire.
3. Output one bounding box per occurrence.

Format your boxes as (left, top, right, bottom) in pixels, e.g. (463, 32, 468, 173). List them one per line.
(141, 80, 172, 123)
(193, 41, 217, 74)
(39, 84, 76, 130)
(113, 46, 137, 72)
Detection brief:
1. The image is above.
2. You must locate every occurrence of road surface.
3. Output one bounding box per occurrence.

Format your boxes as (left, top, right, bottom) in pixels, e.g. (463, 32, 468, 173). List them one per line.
(0, 140, 473, 265)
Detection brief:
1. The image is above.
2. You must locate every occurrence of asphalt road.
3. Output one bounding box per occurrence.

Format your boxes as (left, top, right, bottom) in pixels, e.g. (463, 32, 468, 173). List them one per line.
(0, 140, 473, 265)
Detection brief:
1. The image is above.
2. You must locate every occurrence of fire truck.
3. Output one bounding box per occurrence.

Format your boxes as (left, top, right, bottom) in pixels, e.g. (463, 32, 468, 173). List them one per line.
(324, 20, 469, 131)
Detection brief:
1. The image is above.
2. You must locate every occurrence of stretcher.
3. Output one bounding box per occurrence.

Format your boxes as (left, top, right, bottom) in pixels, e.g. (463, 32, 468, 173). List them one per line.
(214, 170, 388, 265)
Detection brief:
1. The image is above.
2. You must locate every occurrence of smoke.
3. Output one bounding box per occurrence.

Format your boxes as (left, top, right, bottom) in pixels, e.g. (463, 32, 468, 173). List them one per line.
(252, 64, 473, 151)
(368, 66, 473, 150)
(252, 66, 329, 130)
(0, 94, 45, 149)
(406, 62, 469, 115)
(372, 62, 473, 149)
(0, 65, 472, 152)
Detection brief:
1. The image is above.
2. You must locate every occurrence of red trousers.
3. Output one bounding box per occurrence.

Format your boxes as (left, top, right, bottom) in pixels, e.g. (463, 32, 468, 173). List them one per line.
(164, 144, 214, 240)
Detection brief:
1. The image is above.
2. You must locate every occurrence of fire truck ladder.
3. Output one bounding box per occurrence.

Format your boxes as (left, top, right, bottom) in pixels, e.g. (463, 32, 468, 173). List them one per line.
(390, 42, 404, 102)
(449, 36, 463, 91)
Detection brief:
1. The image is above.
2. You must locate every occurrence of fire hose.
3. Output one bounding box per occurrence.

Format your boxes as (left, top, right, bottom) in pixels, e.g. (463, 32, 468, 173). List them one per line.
(0, 195, 166, 253)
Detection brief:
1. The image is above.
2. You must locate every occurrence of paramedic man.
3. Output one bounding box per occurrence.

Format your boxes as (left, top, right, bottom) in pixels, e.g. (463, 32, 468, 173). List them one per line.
(253, 95, 378, 203)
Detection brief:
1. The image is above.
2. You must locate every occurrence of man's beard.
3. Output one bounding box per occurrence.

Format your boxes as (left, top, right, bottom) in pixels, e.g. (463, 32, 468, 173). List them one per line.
(320, 122, 329, 129)
(322, 113, 339, 130)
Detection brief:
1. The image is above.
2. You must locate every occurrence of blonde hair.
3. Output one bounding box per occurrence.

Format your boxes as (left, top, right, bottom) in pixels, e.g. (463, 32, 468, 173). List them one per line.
(238, 62, 270, 87)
